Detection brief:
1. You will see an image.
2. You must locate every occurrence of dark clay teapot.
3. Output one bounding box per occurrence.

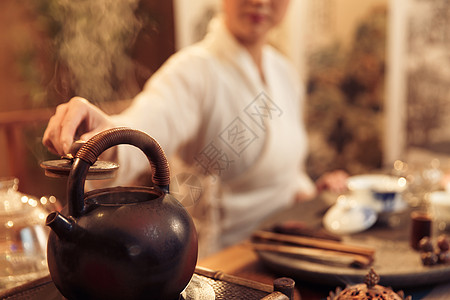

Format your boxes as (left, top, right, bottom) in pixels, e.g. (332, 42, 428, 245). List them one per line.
(45, 128, 198, 300)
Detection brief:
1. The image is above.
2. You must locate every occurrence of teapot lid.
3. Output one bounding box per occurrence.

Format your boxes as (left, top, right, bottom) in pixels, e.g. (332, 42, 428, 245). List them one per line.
(41, 159, 119, 180)
(41, 139, 119, 180)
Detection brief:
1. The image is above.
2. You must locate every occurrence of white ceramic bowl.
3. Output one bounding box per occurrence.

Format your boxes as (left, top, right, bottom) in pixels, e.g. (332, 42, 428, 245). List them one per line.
(323, 195, 377, 235)
(347, 174, 407, 193)
(346, 174, 408, 213)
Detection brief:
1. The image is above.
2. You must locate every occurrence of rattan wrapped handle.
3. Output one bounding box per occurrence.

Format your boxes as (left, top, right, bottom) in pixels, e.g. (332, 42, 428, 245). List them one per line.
(68, 127, 170, 217)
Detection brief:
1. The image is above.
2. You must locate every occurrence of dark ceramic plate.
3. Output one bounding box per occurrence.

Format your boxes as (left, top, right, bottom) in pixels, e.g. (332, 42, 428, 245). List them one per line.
(256, 197, 450, 289)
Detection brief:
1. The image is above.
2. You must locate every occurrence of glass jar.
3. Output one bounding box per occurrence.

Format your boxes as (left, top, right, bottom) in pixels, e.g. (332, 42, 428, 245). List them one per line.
(0, 177, 55, 291)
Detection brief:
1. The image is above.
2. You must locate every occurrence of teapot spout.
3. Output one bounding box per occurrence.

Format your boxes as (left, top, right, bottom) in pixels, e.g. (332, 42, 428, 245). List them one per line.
(46, 212, 77, 240)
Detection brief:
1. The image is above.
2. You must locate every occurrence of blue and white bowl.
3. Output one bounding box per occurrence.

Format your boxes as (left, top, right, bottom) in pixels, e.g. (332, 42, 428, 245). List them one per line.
(347, 174, 408, 213)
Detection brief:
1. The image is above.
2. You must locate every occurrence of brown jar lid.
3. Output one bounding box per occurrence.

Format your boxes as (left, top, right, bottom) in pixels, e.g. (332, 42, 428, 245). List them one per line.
(328, 268, 411, 300)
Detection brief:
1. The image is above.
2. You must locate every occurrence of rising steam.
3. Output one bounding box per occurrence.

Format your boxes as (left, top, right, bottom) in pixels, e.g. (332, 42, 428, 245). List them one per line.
(53, 0, 142, 103)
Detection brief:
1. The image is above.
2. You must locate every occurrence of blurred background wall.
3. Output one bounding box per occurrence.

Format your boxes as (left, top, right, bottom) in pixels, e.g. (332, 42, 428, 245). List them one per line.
(0, 0, 175, 201)
(387, 0, 450, 170)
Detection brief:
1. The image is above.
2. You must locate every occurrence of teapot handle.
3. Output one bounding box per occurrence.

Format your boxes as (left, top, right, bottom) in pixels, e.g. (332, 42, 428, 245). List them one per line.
(67, 127, 170, 217)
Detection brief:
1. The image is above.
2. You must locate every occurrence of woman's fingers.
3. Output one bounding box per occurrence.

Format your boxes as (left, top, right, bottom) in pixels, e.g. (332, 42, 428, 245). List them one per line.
(42, 97, 97, 156)
(59, 98, 93, 154)
(43, 103, 69, 155)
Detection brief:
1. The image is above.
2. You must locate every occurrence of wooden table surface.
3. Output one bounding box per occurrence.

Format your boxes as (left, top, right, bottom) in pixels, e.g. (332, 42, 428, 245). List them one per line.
(197, 194, 444, 300)
(198, 242, 330, 300)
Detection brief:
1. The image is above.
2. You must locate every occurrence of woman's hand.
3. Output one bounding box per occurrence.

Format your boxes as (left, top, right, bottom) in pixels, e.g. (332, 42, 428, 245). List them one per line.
(42, 97, 115, 156)
(295, 170, 349, 202)
(315, 170, 349, 195)
(316, 170, 348, 194)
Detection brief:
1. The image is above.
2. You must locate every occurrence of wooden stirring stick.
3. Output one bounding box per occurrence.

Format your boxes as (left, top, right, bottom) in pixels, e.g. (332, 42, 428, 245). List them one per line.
(252, 230, 375, 258)
(250, 242, 373, 268)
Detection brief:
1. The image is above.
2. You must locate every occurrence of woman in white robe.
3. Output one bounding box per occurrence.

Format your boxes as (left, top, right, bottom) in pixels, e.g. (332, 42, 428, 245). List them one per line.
(43, 0, 347, 257)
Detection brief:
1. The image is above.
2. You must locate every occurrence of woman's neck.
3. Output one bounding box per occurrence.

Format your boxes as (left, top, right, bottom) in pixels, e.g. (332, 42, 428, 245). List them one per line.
(222, 16, 267, 83)
(241, 40, 266, 83)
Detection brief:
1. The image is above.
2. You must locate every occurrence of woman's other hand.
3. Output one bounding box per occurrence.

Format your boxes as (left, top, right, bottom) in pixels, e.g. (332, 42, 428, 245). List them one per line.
(295, 170, 349, 202)
(315, 170, 349, 195)
(42, 97, 114, 156)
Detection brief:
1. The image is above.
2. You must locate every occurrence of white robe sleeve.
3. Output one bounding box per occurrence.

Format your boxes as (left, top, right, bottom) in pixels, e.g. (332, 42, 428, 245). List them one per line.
(109, 47, 214, 186)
